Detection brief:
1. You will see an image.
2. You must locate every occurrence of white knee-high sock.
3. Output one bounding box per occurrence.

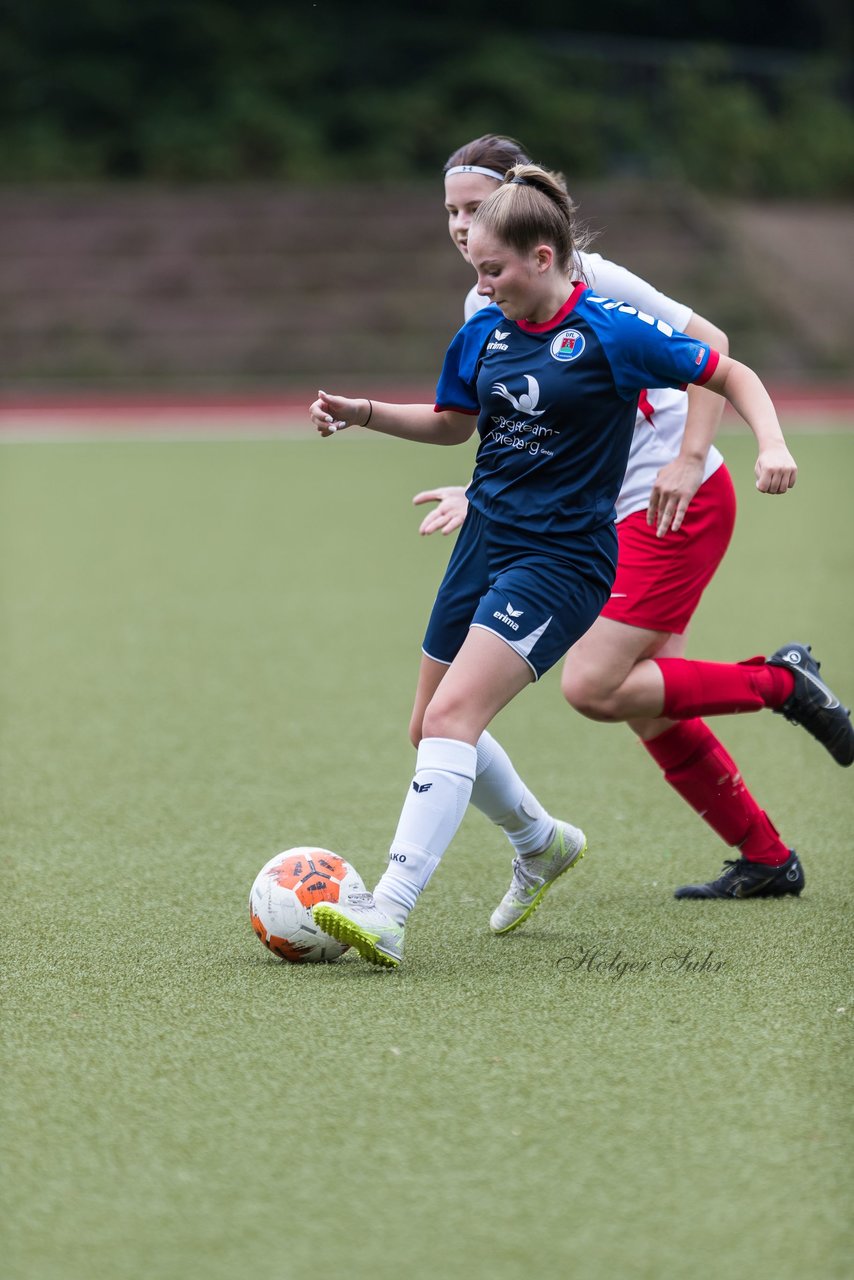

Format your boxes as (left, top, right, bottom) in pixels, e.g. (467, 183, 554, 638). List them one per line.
(374, 736, 477, 924)
(470, 730, 554, 855)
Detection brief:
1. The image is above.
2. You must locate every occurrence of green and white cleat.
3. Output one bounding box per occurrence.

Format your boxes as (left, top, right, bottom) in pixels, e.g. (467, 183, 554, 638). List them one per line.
(313, 892, 404, 968)
(490, 821, 587, 935)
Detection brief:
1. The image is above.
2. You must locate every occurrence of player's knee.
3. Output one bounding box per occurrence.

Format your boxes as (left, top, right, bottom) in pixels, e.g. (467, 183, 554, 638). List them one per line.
(421, 706, 452, 740)
(561, 665, 621, 722)
(421, 696, 468, 743)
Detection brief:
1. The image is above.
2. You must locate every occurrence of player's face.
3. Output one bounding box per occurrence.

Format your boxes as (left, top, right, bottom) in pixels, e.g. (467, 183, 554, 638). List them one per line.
(468, 226, 550, 322)
(444, 172, 501, 263)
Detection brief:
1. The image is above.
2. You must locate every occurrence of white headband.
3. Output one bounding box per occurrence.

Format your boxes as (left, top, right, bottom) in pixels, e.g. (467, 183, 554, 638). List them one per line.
(445, 164, 505, 182)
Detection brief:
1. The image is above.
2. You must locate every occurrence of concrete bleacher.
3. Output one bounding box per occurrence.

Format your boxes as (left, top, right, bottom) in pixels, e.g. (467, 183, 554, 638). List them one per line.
(0, 182, 850, 395)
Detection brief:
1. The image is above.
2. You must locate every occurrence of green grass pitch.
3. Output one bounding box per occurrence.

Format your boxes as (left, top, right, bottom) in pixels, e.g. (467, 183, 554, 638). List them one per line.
(2, 424, 852, 1279)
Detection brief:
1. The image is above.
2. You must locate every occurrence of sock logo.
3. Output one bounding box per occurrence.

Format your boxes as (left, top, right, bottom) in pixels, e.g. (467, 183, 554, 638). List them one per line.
(412, 781, 433, 794)
(389, 851, 407, 863)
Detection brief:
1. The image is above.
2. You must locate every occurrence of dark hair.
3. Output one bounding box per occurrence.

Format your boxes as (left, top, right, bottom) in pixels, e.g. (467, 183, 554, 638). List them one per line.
(443, 134, 531, 178)
(471, 163, 590, 273)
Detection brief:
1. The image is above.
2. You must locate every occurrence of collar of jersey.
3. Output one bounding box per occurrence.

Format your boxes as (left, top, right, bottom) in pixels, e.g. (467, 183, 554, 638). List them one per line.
(516, 282, 587, 334)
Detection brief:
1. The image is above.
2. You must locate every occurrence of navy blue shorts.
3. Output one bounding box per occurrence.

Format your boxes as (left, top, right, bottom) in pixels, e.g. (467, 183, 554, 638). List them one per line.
(422, 506, 618, 680)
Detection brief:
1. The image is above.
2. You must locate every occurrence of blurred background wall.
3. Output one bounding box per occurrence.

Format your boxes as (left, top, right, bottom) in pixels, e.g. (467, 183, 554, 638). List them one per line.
(1, 0, 852, 397)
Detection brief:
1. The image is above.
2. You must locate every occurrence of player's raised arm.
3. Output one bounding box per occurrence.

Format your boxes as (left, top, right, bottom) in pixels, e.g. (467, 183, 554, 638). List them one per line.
(310, 391, 475, 446)
(702, 359, 798, 493)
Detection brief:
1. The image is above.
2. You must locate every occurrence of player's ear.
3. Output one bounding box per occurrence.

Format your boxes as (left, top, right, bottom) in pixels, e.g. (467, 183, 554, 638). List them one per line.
(534, 244, 554, 273)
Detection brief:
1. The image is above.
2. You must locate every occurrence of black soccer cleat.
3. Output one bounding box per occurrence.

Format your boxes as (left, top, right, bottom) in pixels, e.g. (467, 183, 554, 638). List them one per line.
(674, 850, 805, 899)
(766, 642, 854, 767)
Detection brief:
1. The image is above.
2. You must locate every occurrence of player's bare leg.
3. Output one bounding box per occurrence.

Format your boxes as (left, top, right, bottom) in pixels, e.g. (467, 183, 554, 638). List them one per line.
(407, 653, 449, 747)
(563, 614, 680, 738)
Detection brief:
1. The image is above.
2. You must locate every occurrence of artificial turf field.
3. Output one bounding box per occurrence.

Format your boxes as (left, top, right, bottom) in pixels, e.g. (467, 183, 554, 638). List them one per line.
(2, 420, 852, 1280)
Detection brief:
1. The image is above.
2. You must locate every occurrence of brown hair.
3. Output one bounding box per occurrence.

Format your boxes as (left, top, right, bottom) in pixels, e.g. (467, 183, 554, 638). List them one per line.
(471, 163, 590, 273)
(443, 134, 531, 178)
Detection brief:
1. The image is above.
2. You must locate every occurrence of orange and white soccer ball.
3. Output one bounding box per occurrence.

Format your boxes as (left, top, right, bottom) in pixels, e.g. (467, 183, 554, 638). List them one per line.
(248, 847, 365, 963)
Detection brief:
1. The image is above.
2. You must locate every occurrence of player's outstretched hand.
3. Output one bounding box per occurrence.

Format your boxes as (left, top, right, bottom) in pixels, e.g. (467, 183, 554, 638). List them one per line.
(412, 486, 469, 535)
(647, 456, 705, 537)
(755, 444, 798, 494)
(310, 390, 371, 437)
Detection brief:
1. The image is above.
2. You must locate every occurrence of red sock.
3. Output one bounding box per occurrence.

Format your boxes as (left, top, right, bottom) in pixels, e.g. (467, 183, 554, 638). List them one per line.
(654, 656, 794, 719)
(643, 719, 790, 866)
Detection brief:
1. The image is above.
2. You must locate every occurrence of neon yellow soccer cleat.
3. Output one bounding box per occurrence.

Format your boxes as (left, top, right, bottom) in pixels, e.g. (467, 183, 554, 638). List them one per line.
(313, 891, 404, 968)
(490, 821, 587, 935)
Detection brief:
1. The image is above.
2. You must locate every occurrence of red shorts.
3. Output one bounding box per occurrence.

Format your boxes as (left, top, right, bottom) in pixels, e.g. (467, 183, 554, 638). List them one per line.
(601, 463, 736, 635)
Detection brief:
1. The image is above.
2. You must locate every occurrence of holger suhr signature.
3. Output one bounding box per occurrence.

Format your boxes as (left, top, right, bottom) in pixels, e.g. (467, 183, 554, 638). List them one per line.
(556, 944, 727, 980)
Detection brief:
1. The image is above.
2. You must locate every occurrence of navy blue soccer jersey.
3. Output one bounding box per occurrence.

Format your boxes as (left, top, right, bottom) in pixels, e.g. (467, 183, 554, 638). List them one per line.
(435, 283, 719, 537)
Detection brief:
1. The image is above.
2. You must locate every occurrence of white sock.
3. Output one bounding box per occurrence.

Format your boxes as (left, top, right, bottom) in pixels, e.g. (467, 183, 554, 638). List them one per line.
(470, 730, 554, 856)
(374, 736, 477, 924)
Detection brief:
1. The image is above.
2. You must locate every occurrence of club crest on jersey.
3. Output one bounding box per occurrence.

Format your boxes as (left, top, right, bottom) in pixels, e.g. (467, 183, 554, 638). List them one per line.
(550, 329, 586, 362)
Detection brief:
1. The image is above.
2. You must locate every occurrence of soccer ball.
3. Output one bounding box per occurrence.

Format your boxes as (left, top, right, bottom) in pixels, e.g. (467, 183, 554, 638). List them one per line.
(248, 847, 364, 964)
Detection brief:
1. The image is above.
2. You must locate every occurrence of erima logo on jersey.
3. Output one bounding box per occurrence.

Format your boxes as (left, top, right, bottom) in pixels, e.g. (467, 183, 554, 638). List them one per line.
(487, 328, 510, 352)
(412, 781, 433, 794)
(492, 375, 545, 417)
(550, 328, 586, 363)
(588, 296, 674, 336)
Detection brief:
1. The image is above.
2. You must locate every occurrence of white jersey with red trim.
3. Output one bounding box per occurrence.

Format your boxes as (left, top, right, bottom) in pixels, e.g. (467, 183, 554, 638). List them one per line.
(464, 250, 724, 523)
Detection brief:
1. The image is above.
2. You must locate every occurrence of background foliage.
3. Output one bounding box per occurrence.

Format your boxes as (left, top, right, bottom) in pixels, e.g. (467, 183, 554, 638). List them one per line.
(2, 0, 853, 195)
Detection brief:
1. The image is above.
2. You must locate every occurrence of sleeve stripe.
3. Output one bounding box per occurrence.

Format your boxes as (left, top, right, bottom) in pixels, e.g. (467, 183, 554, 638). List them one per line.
(695, 347, 721, 385)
